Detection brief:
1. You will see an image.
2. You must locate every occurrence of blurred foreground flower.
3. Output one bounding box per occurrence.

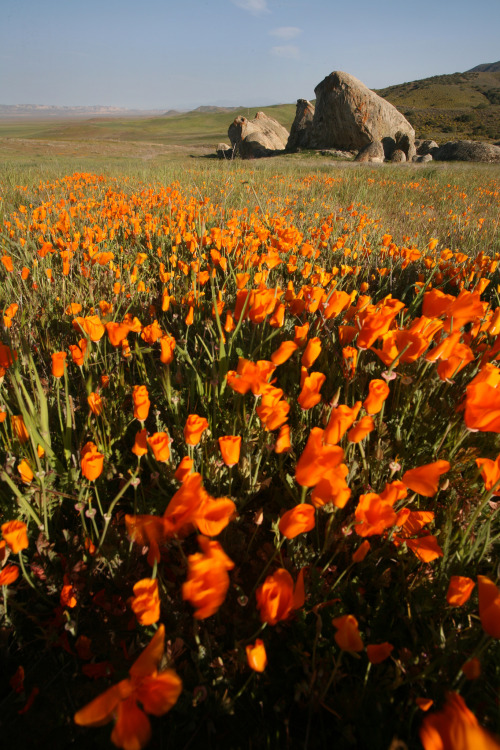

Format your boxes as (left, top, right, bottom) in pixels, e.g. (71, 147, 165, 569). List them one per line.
(182, 536, 234, 619)
(74, 625, 182, 750)
(419, 692, 500, 750)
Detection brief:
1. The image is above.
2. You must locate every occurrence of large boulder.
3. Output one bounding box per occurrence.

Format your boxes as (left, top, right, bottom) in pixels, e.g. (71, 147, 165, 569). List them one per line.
(309, 71, 415, 152)
(228, 112, 289, 158)
(287, 99, 315, 151)
(433, 140, 500, 163)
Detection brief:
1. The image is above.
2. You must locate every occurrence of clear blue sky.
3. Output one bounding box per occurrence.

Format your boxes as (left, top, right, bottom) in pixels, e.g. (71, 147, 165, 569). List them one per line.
(1, 0, 499, 109)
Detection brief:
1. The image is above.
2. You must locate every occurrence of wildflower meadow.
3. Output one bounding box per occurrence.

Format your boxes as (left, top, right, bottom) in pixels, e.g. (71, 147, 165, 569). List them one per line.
(0, 160, 499, 749)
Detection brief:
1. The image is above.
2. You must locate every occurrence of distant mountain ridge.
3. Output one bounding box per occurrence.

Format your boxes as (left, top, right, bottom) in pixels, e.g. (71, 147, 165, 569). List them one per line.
(0, 104, 165, 120)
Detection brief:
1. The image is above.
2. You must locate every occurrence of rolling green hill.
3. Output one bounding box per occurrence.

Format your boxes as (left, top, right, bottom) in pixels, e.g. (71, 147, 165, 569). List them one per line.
(375, 67, 500, 142)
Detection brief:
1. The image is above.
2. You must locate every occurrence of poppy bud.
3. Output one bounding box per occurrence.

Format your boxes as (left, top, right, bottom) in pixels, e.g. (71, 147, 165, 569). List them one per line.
(51, 351, 67, 378)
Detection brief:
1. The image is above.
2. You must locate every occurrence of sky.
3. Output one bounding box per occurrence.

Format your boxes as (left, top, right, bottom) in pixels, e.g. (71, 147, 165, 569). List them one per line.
(1, 0, 499, 110)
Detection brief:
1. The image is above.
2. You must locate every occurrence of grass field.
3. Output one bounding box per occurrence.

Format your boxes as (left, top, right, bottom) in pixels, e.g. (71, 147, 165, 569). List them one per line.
(0, 147, 500, 750)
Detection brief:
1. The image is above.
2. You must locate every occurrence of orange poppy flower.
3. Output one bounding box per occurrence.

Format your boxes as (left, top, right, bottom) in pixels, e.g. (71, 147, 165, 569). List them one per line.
(0, 564, 19, 586)
(256, 568, 305, 626)
(159, 334, 176, 365)
(301, 337, 322, 369)
(476, 455, 500, 494)
(132, 429, 148, 457)
(372, 329, 430, 367)
(246, 639, 267, 672)
(347, 416, 375, 443)
(293, 323, 309, 347)
(436, 343, 474, 382)
(74, 626, 182, 750)
(419, 692, 500, 750)
(87, 392, 103, 416)
(69, 339, 87, 367)
(356, 300, 405, 350)
(80, 442, 104, 481)
(405, 535, 443, 563)
(82, 315, 105, 342)
(226, 358, 276, 396)
(17, 459, 34, 484)
(271, 340, 299, 366)
(185, 306, 194, 326)
(446, 576, 475, 607)
(65, 302, 82, 316)
(332, 614, 364, 652)
(60, 574, 77, 608)
(51, 351, 67, 378)
(354, 492, 398, 538)
(218, 436, 242, 467)
(297, 371, 326, 410)
(141, 320, 163, 344)
(182, 536, 234, 619)
(310, 463, 351, 509)
(195, 494, 236, 537)
(147, 432, 171, 462)
(133, 385, 150, 422)
(402, 460, 450, 496)
(174, 456, 193, 482)
(323, 289, 352, 319)
(11, 415, 29, 444)
(363, 379, 390, 415)
(366, 642, 393, 664)
(477, 575, 500, 638)
(105, 321, 131, 348)
(269, 302, 285, 328)
(352, 540, 370, 562)
(2, 520, 29, 553)
(275, 424, 291, 453)
(224, 311, 235, 333)
(184, 414, 209, 446)
(464, 382, 500, 432)
(130, 578, 160, 625)
(295, 427, 344, 488)
(278, 504, 315, 539)
(324, 402, 361, 445)
(256, 387, 290, 431)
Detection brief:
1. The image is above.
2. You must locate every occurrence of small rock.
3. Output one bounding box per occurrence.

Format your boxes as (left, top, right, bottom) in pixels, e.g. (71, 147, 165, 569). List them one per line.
(390, 149, 406, 162)
(355, 141, 385, 163)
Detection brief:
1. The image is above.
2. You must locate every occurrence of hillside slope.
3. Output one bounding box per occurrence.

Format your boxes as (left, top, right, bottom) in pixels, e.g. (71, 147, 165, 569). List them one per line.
(375, 67, 500, 141)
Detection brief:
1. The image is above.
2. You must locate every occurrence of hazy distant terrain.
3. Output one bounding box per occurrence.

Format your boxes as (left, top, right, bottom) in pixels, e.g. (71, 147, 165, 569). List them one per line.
(1, 64, 499, 156)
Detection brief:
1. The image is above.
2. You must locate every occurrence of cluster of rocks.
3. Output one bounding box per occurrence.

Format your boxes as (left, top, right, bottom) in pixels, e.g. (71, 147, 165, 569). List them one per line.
(218, 70, 500, 164)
